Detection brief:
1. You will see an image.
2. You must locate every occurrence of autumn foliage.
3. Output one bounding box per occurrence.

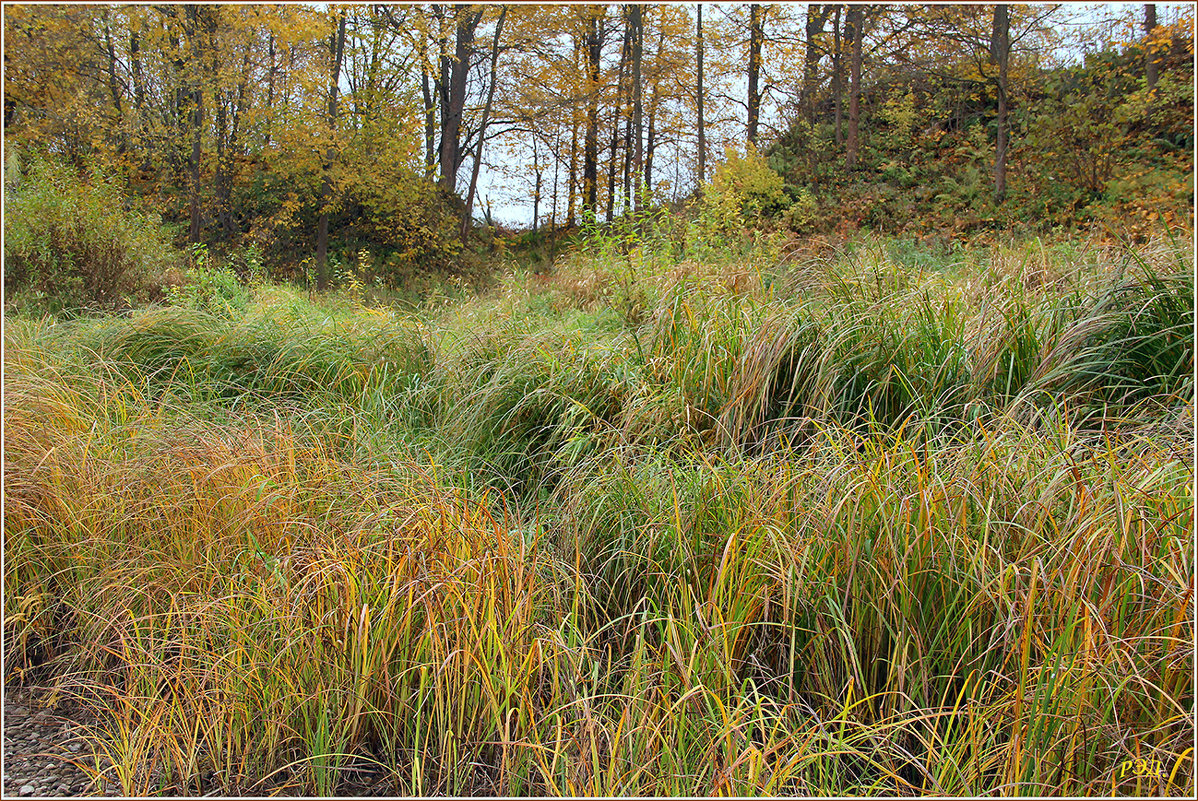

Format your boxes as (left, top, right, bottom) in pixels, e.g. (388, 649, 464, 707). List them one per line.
(2, 9, 1194, 795)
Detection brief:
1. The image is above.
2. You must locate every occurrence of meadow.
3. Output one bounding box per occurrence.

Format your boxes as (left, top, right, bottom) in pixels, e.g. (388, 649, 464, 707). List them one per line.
(4, 230, 1194, 796)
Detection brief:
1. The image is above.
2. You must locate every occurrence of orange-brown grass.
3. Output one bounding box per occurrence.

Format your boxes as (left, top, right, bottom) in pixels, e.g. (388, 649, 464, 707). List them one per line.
(7, 351, 1192, 795)
(4, 355, 557, 794)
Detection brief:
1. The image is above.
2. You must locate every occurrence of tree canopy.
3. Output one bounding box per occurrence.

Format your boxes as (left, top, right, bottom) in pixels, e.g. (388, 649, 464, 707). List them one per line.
(4, 3, 1193, 279)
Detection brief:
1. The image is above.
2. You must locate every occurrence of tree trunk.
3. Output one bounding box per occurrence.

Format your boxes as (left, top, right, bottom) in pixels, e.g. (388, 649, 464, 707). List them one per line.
(316, 10, 346, 292)
(1144, 4, 1159, 90)
(630, 4, 643, 212)
(845, 4, 862, 170)
(282, 44, 296, 113)
(360, 10, 385, 119)
(645, 20, 664, 196)
(622, 105, 632, 214)
(607, 101, 622, 221)
(802, 5, 828, 126)
(567, 111, 578, 228)
(101, 13, 124, 119)
(166, 27, 186, 181)
(550, 128, 561, 233)
(747, 4, 763, 147)
(532, 137, 542, 233)
(991, 4, 1009, 203)
(462, 6, 506, 243)
(102, 12, 132, 161)
(223, 50, 251, 235)
(129, 23, 151, 169)
(186, 6, 203, 243)
(421, 66, 436, 171)
(645, 101, 655, 195)
(583, 8, 603, 217)
(439, 6, 481, 192)
(832, 5, 843, 145)
(608, 17, 630, 221)
(214, 89, 230, 233)
(696, 4, 706, 191)
(264, 32, 276, 148)
(130, 26, 146, 111)
(214, 19, 248, 238)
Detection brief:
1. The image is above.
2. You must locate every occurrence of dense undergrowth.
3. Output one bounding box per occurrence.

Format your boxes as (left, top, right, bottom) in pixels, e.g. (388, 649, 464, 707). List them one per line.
(4, 232, 1194, 796)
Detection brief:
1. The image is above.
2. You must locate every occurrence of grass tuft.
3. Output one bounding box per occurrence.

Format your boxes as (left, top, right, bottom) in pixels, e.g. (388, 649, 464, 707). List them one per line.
(5, 233, 1193, 796)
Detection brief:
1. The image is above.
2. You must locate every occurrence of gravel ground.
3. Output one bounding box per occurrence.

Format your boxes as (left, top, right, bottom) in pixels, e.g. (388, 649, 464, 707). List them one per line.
(2, 688, 118, 798)
(3, 686, 407, 797)
(4, 686, 443, 796)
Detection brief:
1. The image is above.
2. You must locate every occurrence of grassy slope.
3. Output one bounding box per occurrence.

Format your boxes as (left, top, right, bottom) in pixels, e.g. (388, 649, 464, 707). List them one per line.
(4, 234, 1193, 796)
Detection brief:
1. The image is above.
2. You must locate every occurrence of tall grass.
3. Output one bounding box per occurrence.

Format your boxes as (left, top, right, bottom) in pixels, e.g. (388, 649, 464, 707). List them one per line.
(4, 234, 1192, 796)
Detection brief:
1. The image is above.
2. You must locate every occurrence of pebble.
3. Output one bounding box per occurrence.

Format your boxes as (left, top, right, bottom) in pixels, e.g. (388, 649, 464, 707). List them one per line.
(4, 689, 99, 798)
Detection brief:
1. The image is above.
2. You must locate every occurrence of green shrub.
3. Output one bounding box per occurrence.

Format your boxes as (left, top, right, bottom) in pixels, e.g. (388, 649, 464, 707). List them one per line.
(166, 245, 251, 316)
(708, 145, 788, 221)
(3, 151, 177, 315)
(781, 186, 819, 233)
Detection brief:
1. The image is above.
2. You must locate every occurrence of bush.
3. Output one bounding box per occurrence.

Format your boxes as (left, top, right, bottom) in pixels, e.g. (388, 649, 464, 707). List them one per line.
(707, 145, 788, 221)
(3, 150, 177, 315)
(781, 186, 819, 233)
(350, 180, 464, 285)
(166, 244, 252, 316)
